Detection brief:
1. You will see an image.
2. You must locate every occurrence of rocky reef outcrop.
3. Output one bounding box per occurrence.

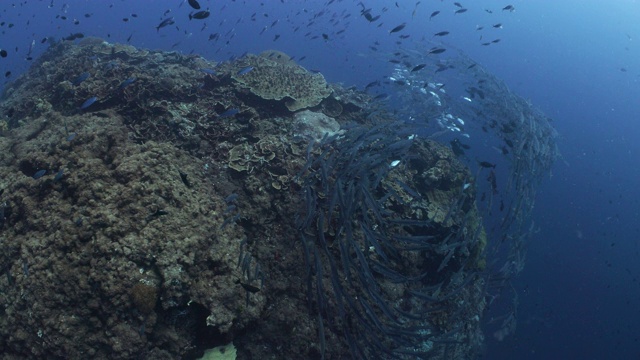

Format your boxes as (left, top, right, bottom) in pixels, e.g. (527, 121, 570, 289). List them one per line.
(0, 39, 486, 359)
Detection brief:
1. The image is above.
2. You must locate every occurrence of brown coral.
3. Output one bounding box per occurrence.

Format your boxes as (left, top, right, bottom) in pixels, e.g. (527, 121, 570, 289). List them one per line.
(131, 283, 158, 314)
(232, 52, 332, 112)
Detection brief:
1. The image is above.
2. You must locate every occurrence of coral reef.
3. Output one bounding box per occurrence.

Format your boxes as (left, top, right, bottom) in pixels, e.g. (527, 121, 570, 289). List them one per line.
(0, 39, 486, 359)
(291, 110, 341, 142)
(230, 51, 332, 112)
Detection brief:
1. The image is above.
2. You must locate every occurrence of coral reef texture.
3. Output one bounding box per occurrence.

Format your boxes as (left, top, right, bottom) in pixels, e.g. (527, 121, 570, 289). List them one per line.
(0, 39, 486, 359)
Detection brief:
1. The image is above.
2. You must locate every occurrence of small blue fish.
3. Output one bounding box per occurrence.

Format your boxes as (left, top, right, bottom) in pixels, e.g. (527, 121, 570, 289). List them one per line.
(236, 66, 254, 76)
(33, 169, 47, 179)
(104, 61, 119, 70)
(218, 108, 239, 118)
(54, 169, 64, 182)
(71, 72, 90, 86)
(118, 77, 137, 90)
(199, 68, 217, 75)
(22, 260, 29, 277)
(80, 96, 98, 110)
(224, 193, 239, 203)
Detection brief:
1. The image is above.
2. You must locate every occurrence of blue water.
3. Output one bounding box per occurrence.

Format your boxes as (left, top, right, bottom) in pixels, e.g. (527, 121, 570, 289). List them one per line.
(1, 1, 639, 358)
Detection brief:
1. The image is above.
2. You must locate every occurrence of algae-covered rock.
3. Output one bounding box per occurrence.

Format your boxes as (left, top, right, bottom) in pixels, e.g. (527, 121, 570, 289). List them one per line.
(292, 110, 341, 142)
(0, 109, 265, 359)
(232, 52, 332, 111)
(199, 343, 237, 360)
